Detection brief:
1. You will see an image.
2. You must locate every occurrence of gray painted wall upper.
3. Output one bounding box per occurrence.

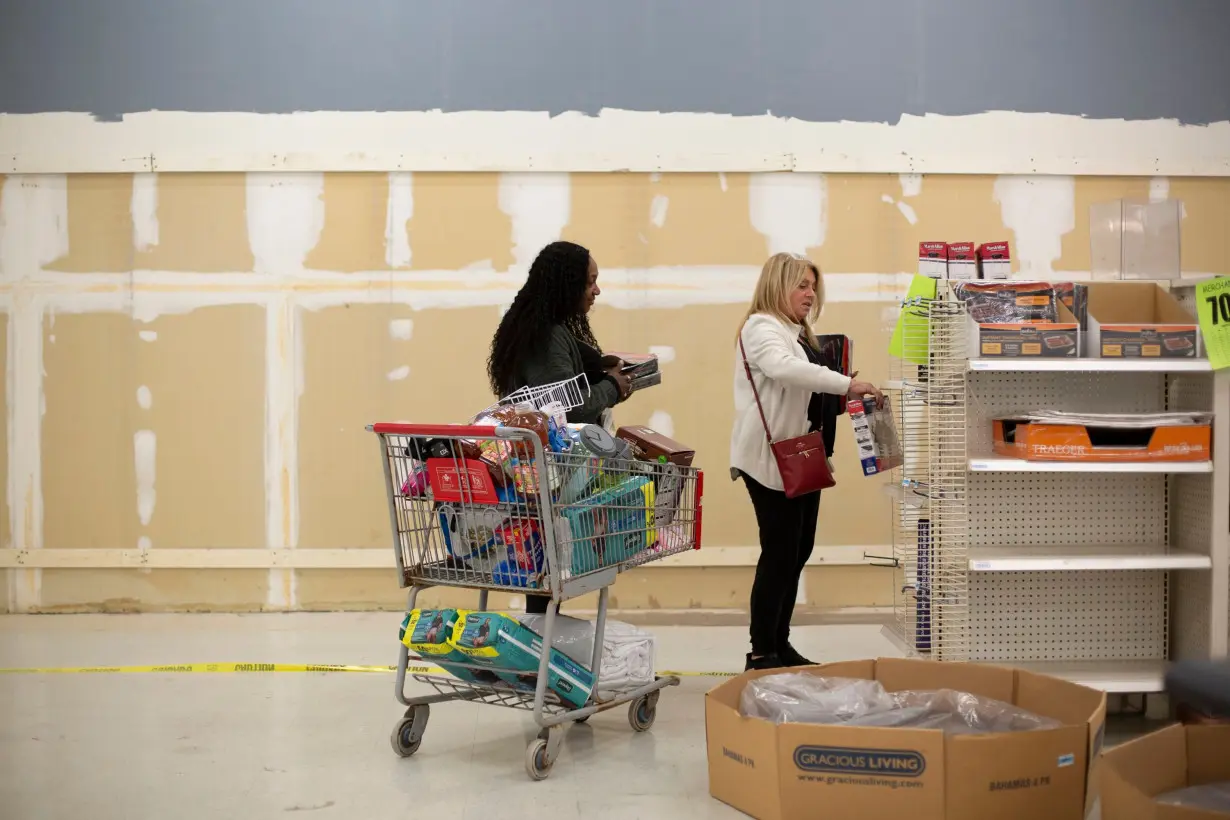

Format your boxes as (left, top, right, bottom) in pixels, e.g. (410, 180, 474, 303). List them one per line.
(2, 0, 1228, 124)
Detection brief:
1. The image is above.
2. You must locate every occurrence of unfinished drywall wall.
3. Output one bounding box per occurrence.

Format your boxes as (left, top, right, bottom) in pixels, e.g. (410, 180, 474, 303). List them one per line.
(4, 170, 1230, 613)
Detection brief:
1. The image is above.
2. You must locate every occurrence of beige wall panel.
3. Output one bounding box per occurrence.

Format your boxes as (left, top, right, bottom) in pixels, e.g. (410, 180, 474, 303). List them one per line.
(1057, 177, 1152, 272)
(1169, 178, 1230, 274)
(0, 313, 7, 548)
(135, 173, 254, 272)
(820, 174, 910, 273)
(563, 173, 768, 268)
(589, 301, 892, 549)
(292, 566, 888, 613)
(407, 173, 514, 271)
(44, 174, 134, 273)
(136, 307, 266, 548)
(304, 173, 390, 272)
(42, 313, 138, 549)
(37, 569, 268, 612)
(297, 304, 500, 550)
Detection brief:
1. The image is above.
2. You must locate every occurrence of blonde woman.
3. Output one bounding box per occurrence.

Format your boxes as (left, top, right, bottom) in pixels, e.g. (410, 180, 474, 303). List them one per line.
(731, 253, 883, 671)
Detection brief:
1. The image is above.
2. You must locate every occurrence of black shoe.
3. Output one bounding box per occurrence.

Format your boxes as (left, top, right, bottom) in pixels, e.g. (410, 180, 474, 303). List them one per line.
(745, 653, 784, 671)
(779, 644, 814, 667)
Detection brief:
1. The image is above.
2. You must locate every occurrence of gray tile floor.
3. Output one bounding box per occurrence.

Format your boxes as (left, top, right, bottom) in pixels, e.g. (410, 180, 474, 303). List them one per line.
(0, 613, 1153, 819)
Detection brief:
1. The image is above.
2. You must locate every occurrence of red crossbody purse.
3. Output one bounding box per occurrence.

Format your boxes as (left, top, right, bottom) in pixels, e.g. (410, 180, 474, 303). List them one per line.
(739, 337, 836, 498)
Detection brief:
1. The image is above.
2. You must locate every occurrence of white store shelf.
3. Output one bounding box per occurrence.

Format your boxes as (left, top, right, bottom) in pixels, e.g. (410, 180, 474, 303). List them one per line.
(969, 358, 1211, 374)
(1009, 660, 1166, 693)
(969, 544, 1212, 572)
(968, 456, 1213, 474)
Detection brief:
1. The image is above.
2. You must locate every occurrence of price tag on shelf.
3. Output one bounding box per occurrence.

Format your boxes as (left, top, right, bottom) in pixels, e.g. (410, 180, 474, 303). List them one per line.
(1195, 277, 1230, 370)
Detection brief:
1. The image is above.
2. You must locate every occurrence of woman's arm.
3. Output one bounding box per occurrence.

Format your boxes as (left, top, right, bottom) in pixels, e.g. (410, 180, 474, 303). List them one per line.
(741, 315, 852, 396)
(530, 326, 620, 425)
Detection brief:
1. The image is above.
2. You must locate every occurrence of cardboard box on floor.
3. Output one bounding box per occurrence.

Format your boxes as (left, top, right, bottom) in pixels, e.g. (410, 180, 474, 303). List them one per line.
(705, 658, 1106, 820)
(1101, 724, 1230, 819)
(1086, 282, 1203, 358)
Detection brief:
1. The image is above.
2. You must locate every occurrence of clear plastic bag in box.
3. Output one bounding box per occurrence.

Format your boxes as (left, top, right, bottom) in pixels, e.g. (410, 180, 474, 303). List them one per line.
(1157, 782, 1230, 813)
(740, 673, 1061, 734)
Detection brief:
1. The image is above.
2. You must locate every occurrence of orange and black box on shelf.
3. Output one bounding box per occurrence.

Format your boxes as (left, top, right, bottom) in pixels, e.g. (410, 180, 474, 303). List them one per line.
(992, 418, 1211, 463)
(953, 281, 1081, 358)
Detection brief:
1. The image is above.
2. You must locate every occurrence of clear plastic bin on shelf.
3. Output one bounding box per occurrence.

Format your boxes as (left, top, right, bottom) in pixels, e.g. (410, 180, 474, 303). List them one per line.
(1090, 198, 1182, 280)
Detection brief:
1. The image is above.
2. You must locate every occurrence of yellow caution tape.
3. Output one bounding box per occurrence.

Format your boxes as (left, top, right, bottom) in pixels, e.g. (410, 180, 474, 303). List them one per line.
(0, 662, 737, 677)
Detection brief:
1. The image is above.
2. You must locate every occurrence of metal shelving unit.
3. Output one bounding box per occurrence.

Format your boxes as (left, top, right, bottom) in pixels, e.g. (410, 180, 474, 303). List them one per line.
(886, 282, 1230, 693)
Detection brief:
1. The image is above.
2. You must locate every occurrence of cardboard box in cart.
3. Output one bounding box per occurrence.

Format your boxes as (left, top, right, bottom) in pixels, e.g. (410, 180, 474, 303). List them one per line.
(1101, 724, 1230, 819)
(705, 658, 1107, 820)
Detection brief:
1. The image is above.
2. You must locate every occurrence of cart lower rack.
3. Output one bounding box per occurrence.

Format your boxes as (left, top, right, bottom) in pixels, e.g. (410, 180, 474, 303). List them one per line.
(369, 421, 705, 780)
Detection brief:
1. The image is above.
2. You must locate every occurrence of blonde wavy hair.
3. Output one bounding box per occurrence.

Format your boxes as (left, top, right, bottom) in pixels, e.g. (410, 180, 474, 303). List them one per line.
(738, 252, 825, 349)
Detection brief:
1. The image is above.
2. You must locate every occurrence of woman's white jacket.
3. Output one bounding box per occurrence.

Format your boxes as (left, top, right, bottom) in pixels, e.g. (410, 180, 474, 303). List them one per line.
(729, 313, 853, 491)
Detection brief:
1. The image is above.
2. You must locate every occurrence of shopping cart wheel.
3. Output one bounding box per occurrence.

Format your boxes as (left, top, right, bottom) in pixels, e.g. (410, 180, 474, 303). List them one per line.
(390, 704, 430, 758)
(525, 738, 553, 781)
(628, 693, 658, 732)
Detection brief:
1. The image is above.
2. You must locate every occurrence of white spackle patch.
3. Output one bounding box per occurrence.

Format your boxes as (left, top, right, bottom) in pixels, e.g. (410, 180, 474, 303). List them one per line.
(137, 536, 152, 552)
(139, 330, 158, 342)
(796, 572, 808, 605)
(388, 318, 413, 341)
(899, 173, 923, 198)
(498, 173, 571, 269)
(993, 176, 1076, 277)
(509, 595, 525, 611)
(881, 194, 895, 204)
(896, 201, 919, 225)
(749, 173, 827, 255)
(48, 335, 55, 343)
(649, 194, 669, 228)
(136, 385, 152, 410)
(385, 172, 414, 268)
(648, 345, 676, 365)
(1149, 177, 1170, 203)
(649, 172, 662, 183)
(387, 365, 411, 381)
(718, 172, 728, 192)
(246, 174, 325, 275)
(131, 172, 160, 251)
(134, 430, 157, 526)
(647, 410, 675, 438)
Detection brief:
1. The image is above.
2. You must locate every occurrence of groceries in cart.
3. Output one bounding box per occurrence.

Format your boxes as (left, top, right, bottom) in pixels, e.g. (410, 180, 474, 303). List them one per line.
(740, 672, 1061, 734)
(399, 606, 658, 704)
(398, 608, 502, 685)
(452, 610, 595, 708)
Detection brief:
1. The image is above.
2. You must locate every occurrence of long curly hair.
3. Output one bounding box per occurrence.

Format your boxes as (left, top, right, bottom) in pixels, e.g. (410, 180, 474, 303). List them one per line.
(487, 241, 600, 396)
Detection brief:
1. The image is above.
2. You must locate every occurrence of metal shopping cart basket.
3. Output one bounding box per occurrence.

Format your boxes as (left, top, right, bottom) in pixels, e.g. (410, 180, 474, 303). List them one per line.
(367, 376, 705, 780)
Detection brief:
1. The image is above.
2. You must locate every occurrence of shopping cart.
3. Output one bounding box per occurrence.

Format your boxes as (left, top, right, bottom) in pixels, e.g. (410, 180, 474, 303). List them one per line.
(368, 377, 705, 780)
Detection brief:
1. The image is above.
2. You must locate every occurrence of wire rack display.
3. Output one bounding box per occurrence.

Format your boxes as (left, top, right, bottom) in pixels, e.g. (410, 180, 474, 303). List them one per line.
(887, 280, 1229, 690)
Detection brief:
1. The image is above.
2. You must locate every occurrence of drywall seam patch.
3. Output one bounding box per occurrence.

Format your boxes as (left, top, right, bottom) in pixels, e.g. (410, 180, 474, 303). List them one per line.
(4, 110, 1230, 176)
(248, 174, 322, 611)
(1, 174, 66, 612)
(649, 194, 669, 229)
(385, 172, 413, 269)
(498, 172, 571, 269)
(993, 175, 1077, 277)
(647, 410, 674, 438)
(131, 173, 159, 252)
(134, 430, 156, 526)
(749, 173, 827, 254)
(388, 319, 413, 341)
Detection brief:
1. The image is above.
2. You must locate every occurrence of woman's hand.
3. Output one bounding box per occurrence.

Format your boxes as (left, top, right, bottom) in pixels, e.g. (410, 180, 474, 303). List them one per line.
(607, 366, 632, 402)
(847, 371, 884, 408)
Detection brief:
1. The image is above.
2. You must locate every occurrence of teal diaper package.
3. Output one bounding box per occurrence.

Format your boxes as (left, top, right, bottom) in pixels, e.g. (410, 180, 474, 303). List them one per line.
(398, 608, 500, 686)
(451, 610, 594, 709)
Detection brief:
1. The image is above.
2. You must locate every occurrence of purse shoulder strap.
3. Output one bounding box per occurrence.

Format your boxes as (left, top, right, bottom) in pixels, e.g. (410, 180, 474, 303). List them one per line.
(738, 334, 776, 445)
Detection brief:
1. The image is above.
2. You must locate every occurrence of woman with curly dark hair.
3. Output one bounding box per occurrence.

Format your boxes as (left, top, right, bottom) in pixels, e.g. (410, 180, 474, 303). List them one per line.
(487, 240, 631, 615)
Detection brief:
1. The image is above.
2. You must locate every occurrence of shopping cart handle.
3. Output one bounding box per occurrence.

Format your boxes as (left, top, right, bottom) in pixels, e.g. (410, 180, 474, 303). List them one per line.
(368, 423, 538, 440)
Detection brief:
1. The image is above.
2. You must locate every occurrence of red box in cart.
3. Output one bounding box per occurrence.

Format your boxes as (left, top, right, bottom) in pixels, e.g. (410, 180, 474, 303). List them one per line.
(426, 458, 502, 504)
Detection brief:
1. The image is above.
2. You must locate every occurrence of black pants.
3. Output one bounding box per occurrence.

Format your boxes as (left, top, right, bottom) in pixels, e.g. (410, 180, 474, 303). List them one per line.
(742, 472, 822, 657)
(525, 595, 552, 615)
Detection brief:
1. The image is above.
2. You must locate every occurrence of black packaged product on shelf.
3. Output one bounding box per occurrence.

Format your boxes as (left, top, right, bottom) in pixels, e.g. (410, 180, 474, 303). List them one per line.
(952, 281, 1059, 324)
